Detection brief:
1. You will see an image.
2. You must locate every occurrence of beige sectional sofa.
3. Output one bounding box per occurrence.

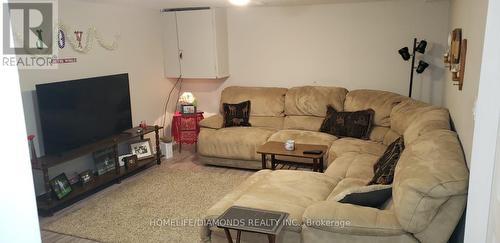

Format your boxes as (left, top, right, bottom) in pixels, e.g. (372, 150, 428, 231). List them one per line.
(198, 86, 469, 243)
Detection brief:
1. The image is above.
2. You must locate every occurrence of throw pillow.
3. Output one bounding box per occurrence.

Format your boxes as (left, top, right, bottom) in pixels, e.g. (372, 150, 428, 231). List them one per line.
(333, 184, 392, 208)
(222, 101, 251, 127)
(368, 136, 405, 185)
(320, 106, 375, 139)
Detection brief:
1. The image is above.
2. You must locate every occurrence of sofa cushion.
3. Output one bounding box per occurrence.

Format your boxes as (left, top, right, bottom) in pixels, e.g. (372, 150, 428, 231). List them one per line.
(325, 152, 380, 180)
(249, 116, 284, 130)
(344, 90, 408, 127)
(303, 201, 407, 236)
(221, 86, 287, 117)
(391, 99, 450, 145)
(285, 86, 348, 116)
(223, 100, 251, 127)
(198, 127, 277, 161)
(268, 129, 338, 147)
(383, 129, 401, 146)
(328, 137, 387, 160)
(369, 126, 390, 143)
(320, 106, 374, 139)
(205, 170, 340, 234)
(326, 178, 370, 200)
(368, 126, 401, 146)
(392, 130, 469, 234)
(212, 170, 339, 232)
(283, 116, 324, 131)
(200, 114, 284, 130)
(199, 114, 223, 129)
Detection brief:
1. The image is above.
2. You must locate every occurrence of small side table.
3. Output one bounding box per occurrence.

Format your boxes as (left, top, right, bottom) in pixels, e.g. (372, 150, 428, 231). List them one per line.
(171, 111, 204, 153)
(216, 206, 289, 243)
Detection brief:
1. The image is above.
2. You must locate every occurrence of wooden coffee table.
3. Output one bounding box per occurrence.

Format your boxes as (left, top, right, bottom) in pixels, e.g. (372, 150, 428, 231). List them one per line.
(257, 141, 328, 172)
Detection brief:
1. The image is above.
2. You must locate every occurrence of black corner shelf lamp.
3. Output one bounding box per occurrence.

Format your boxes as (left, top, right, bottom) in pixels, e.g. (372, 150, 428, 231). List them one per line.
(398, 38, 430, 97)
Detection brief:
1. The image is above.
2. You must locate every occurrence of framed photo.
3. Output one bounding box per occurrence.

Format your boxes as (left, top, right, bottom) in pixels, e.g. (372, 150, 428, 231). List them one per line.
(130, 139, 154, 160)
(124, 155, 138, 169)
(93, 147, 116, 176)
(118, 154, 133, 167)
(49, 173, 73, 200)
(181, 104, 196, 114)
(68, 172, 80, 185)
(79, 170, 93, 185)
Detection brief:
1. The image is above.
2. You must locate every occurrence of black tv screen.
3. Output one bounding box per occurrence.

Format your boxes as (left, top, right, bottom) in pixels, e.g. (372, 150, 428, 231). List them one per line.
(36, 73, 133, 155)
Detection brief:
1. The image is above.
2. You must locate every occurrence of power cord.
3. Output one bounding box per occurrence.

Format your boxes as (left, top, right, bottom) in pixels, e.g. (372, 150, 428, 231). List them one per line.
(160, 76, 182, 137)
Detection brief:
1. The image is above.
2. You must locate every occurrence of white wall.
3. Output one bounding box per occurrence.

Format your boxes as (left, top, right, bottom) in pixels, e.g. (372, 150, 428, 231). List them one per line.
(0, 2, 41, 240)
(444, 0, 489, 164)
(20, 0, 172, 195)
(182, 0, 450, 115)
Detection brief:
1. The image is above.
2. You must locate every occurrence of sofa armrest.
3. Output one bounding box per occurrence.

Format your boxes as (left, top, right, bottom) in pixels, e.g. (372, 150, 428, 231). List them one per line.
(200, 114, 223, 129)
(303, 201, 405, 236)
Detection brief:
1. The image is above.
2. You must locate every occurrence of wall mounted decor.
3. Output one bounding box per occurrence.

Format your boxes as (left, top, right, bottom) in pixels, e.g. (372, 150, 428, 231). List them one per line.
(57, 23, 120, 53)
(444, 28, 467, 90)
(398, 38, 431, 97)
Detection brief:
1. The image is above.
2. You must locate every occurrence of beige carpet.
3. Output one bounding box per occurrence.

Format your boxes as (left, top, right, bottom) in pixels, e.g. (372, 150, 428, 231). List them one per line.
(43, 162, 252, 243)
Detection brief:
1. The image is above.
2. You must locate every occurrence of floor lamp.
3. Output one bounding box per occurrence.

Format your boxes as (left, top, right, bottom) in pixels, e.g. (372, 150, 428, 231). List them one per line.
(398, 38, 430, 97)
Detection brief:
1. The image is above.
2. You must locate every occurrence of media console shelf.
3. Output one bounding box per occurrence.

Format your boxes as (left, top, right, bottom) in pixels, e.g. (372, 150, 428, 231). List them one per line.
(33, 125, 163, 216)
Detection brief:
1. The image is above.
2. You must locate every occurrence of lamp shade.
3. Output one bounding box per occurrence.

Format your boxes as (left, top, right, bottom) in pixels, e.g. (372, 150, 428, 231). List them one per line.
(415, 40, 428, 54)
(179, 92, 196, 105)
(416, 61, 429, 74)
(398, 47, 411, 61)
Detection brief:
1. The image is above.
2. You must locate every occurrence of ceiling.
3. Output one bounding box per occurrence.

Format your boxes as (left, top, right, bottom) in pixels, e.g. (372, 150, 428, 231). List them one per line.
(78, 0, 395, 10)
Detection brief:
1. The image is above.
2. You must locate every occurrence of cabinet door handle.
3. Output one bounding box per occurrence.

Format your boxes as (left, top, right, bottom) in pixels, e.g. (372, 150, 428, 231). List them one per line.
(179, 51, 183, 60)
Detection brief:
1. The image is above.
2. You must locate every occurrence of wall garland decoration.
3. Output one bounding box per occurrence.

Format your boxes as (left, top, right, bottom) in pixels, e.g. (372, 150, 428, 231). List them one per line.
(57, 29, 65, 49)
(58, 23, 120, 53)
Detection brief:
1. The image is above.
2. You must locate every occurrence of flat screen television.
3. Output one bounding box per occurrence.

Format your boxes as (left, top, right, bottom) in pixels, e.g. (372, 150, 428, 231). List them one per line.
(36, 73, 133, 155)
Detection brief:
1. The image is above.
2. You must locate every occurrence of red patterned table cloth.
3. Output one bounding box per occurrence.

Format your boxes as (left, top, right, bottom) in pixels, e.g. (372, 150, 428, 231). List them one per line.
(171, 111, 204, 145)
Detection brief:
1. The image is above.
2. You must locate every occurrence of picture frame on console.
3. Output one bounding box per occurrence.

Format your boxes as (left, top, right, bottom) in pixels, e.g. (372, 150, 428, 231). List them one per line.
(124, 155, 138, 169)
(79, 170, 93, 185)
(93, 147, 116, 176)
(118, 154, 133, 167)
(181, 104, 196, 114)
(49, 173, 73, 200)
(130, 139, 154, 160)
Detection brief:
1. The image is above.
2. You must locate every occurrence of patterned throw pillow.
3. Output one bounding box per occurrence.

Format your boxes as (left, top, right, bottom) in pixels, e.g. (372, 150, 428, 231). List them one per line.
(320, 106, 375, 139)
(368, 136, 405, 185)
(222, 101, 251, 127)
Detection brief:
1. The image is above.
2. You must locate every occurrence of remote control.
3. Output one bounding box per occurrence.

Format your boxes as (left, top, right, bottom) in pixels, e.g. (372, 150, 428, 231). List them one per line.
(303, 150, 322, 155)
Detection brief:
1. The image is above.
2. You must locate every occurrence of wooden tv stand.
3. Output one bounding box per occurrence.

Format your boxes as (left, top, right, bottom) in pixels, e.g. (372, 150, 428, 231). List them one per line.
(33, 125, 163, 216)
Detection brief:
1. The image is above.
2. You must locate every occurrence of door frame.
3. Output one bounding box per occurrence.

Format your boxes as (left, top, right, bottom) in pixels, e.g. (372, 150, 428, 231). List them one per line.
(464, 0, 500, 242)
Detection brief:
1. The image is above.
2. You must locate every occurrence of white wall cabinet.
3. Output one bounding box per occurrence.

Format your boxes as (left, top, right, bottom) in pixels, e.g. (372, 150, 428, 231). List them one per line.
(162, 8, 229, 79)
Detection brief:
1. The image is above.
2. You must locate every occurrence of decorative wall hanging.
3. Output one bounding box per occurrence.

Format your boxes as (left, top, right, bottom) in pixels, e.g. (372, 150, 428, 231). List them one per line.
(57, 29, 65, 49)
(57, 23, 120, 53)
(444, 28, 467, 90)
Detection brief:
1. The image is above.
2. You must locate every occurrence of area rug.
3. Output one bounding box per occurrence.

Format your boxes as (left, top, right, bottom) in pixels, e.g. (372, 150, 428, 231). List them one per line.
(43, 164, 252, 243)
